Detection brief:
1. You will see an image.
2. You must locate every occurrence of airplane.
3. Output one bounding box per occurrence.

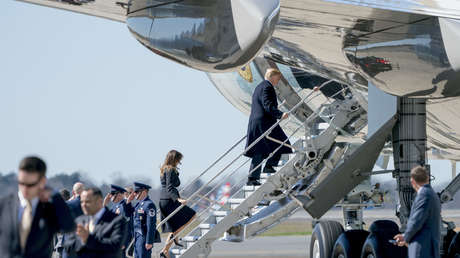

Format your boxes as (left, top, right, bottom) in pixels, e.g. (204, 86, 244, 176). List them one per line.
(9, 0, 460, 257)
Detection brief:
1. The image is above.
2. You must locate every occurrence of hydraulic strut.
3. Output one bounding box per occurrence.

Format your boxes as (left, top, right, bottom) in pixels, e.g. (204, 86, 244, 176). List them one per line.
(392, 97, 427, 228)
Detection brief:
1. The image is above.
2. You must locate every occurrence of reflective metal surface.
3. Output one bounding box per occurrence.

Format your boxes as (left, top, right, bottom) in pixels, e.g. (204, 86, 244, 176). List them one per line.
(126, 0, 280, 72)
(265, 0, 460, 98)
(344, 17, 460, 98)
(16, 0, 128, 22)
(326, 0, 460, 20)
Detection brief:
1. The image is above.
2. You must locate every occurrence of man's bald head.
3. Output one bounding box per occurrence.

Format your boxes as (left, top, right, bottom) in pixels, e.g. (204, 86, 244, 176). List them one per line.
(73, 182, 85, 196)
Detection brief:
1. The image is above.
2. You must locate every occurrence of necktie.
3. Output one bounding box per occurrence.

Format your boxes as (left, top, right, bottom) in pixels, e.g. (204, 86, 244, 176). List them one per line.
(88, 218, 95, 233)
(20, 200, 33, 250)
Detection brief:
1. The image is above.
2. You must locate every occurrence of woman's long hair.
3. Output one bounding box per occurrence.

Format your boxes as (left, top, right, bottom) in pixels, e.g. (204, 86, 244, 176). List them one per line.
(160, 150, 183, 176)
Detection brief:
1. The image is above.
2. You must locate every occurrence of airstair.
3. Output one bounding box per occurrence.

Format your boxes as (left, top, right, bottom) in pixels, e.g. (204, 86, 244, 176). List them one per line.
(158, 81, 372, 258)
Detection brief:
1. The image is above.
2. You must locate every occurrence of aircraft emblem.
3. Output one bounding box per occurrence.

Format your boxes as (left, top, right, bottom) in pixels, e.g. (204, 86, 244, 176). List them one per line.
(238, 64, 253, 83)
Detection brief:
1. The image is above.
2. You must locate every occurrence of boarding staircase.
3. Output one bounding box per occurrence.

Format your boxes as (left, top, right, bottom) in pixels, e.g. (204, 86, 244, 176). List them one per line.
(158, 81, 370, 258)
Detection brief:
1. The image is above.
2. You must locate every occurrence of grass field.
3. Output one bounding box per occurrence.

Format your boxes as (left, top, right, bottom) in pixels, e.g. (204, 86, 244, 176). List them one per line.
(260, 219, 312, 236)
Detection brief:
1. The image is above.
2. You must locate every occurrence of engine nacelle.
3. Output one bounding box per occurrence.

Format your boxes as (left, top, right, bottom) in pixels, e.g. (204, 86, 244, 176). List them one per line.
(126, 0, 280, 72)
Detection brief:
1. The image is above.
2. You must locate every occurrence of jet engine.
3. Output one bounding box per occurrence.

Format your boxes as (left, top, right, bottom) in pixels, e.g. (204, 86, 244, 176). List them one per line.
(126, 0, 280, 72)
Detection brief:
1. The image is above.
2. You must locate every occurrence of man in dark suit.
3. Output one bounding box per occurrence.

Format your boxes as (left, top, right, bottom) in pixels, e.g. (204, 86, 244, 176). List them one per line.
(0, 156, 76, 258)
(62, 182, 85, 258)
(64, 187, 127, 258)
(67, 182, 85, 219)
(394, 166, 441, 258)
(244, 68, 292, 186)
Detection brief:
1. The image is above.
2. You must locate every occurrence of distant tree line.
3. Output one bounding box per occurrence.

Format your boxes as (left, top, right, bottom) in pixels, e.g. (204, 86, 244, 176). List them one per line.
(1, 171, 458, 210)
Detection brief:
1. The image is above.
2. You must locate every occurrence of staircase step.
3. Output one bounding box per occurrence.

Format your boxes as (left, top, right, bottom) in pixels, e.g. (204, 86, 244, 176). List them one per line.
(243, 185, 261, 198)
(228, 198, 245, 209)
(182, 235, 200, 242)
(199, 223, 214, 235)
(213, 211, 229, 216)
(171, 248, 186, 255)
(228, 198, 245, 204)
(243, 185, 261, 191)
(181, 235, 199, 249)
(260, 173, 272, 179)
(212, 211, 228, 223)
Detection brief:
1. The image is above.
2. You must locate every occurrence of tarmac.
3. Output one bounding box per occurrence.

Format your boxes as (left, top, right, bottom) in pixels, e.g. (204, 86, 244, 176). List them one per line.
(150, 209, 460, 258)
(151, 235, 310, 258)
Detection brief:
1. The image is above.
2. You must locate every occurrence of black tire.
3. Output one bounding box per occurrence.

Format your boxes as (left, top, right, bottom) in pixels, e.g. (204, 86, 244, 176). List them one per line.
(332, 230, 369, 258)
(448, 232, 460, 258)
(361, 220, 407, 258)
(309, 220, 344, 258)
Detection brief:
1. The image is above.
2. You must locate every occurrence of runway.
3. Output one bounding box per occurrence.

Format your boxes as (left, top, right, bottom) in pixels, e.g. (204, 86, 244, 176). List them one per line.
(209, 236, 310, 258)
(151, 235, 310, 258)
(151, 209, 460, 257)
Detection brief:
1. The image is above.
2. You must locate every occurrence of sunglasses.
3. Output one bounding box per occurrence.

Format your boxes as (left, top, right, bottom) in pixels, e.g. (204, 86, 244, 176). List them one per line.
(18, 179, 41, 188)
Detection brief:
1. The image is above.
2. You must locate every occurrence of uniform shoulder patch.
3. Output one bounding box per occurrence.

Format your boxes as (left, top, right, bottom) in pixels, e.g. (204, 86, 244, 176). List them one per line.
(149, 208, 156, 217)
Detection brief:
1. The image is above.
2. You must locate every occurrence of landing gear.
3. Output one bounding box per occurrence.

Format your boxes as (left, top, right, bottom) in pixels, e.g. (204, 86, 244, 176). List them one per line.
(309, 220, 343, 258)
(392, 98, 427, 229)
(361, 220, 407, 258)
(332, 230, 369, 258)
(447, 232, 460, 258)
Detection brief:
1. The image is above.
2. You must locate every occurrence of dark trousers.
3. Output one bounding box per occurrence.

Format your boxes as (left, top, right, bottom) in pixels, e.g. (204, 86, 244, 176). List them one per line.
(134, 233, 151, 258)
(248, 153, 281, 180)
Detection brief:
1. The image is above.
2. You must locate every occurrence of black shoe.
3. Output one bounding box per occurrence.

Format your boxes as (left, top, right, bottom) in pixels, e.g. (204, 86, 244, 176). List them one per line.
(174, 238, 184, 248)
(159, 252, 168, 258)
(168, 233, 184, 248)
(246, 180, 261, 186)
(263, 166, 276, 174)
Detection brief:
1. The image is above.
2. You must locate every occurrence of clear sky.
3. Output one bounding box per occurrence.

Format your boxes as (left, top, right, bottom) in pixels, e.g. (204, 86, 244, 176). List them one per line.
(0, 0, 457, 187)
(0, 0, 248, 185)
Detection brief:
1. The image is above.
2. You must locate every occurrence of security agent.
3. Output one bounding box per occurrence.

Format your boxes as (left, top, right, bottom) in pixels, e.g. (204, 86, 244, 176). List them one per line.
(64, 187, 127, 258)
(132, 182, 160, 258)
(0, 156, 75, 258)
(393, 166, 441, 258)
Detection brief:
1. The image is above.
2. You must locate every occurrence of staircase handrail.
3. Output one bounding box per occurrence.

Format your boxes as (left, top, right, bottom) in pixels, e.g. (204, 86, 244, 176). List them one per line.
(156, 80, 334, 231)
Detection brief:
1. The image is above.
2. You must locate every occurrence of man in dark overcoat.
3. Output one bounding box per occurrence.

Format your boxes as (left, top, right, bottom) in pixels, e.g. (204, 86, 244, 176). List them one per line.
(244, 68, 292, 186)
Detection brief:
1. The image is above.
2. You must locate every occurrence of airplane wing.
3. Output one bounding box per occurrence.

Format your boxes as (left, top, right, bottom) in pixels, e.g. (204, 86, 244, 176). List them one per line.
(326, 0, 460, 20)
(15, 0, 128, 22)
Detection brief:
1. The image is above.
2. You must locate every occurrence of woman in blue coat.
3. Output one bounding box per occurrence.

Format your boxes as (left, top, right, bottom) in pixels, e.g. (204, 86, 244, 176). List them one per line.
(244, 68, 292, 186)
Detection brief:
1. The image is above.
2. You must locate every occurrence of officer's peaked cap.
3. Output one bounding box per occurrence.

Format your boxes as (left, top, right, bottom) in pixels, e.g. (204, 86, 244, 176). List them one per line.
(134, 182, 151, 191)
(110, 184, 127, 194)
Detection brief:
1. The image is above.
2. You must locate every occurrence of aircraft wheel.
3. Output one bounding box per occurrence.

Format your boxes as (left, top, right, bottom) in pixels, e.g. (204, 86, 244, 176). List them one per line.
(309, 220, 344, 258)
(332, 230, 369, 258)
(361, 220, 406, 258)
(448, 232, 460, 258)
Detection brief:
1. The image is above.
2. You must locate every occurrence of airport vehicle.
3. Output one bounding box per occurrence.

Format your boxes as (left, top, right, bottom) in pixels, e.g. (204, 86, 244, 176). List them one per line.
(11, 0, 460, 257)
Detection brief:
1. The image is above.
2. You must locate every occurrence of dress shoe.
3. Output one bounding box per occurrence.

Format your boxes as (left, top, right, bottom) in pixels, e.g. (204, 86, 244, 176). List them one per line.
(263, 166, 276, 174)
(246, 180, 261, 186)
(172, 236, 184, 248)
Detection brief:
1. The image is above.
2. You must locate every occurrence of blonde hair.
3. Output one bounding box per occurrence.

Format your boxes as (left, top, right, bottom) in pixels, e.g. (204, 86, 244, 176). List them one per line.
(264, 68, 281, 80)
(160, 150, 183, 176)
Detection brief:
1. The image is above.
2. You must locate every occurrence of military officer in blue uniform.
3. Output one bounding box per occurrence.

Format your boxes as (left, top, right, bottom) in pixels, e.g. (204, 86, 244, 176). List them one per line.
(104, 184, 135, 258)
(132, 182, 159, 258)
(104, 184, 132, 218)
